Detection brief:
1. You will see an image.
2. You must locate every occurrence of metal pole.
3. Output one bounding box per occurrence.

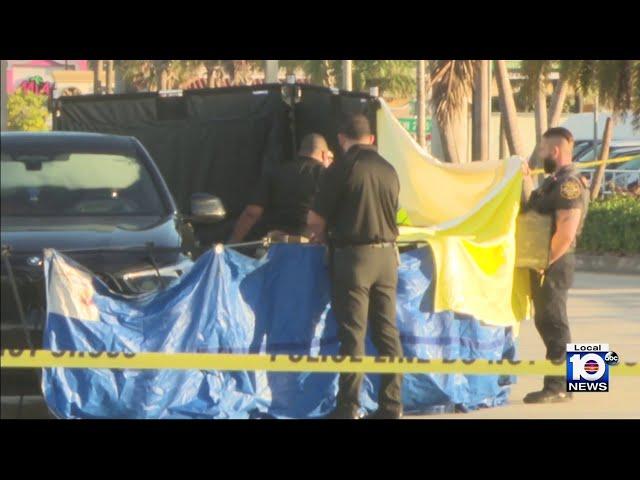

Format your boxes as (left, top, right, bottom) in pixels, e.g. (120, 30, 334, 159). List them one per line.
(265, 60, 279, 83)
(416, 60, 426, 148)
(342, 60, 352, 91)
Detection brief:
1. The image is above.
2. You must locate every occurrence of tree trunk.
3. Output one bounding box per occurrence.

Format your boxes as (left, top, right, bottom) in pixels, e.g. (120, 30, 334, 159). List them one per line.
(576, 93, 584, 113)
(472, 60, 490, 161)
(590, 117, 614, 200)
(159, 70, 169, 90)
(534, 74, 548, 144)
(495, 60, 525, 157)
(264, 60, 279, 83)
(93, 60, 103, 94)
(440, 120, 459, 163)
(527, 72, 549, 172)
(206, 67, 215, 88)
(547, 77, 569, 127)
(106, 60, 114, 94)
(499, 115, 508, 159)
(341, 60, 352, 90)
(416, 60, 426, 148)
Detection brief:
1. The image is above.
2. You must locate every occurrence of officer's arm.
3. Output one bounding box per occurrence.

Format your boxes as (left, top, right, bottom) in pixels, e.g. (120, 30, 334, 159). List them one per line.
(229, 205, 264, 243)
(306, 210, 327, 244)
(549, 208, 581, 265)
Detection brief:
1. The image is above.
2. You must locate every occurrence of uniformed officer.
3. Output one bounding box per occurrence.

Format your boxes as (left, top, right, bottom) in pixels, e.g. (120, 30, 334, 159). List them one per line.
(521, 127, 590, 403)
(229, 133, 334, 242)
(307, 113, 403, 419)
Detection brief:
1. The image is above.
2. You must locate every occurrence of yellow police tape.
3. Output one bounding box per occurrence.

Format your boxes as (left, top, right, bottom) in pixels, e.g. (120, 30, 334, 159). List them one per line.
(530, 155, 638, 175)
(1, 350, 639, 376)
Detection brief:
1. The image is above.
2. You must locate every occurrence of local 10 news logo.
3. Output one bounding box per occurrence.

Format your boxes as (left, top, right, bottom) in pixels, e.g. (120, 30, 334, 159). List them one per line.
(566, 343, 619, 392)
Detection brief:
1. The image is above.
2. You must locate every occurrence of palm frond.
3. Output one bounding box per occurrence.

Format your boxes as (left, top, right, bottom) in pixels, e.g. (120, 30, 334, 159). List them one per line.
(520, 60, 552, 107)
(430, 60, 476, 128)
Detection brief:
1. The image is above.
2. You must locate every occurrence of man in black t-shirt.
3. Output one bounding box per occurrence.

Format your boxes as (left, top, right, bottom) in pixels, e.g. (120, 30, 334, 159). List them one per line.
(229, 134, 333, 242)
(307, 114, 404, 420)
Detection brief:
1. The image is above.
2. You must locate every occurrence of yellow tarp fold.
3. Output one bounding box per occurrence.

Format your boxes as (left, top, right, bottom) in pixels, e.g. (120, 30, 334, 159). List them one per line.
(377, 100, 531, 331)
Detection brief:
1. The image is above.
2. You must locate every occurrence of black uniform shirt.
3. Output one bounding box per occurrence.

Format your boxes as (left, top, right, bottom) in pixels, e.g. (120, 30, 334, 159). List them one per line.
(525, 164, 589, 248)
(312, 144, 400, 246)
(252, 156, 325, 234)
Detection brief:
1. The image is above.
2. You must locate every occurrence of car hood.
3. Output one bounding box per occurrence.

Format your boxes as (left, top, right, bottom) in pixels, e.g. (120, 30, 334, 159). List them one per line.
(1, 215, 182, 254)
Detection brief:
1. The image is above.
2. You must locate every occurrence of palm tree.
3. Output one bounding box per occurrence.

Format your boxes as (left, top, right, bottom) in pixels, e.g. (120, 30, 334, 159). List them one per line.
(115, 60, 156, 91)
(114, 60, 201, 92)
(472, 60, 490, 161)
(520, 60, 640, 174)
(281, 60, 338, 86)
(153, 60, 172, 90)
(521, 60, 553, 168)
(429, 60, 477, 163)
(521, 60, 551, 144)
(495, 60, 526, 158)
(352, 60, 416, 99)
(281, 60, 416, 98)
(91, 60, 103, 94)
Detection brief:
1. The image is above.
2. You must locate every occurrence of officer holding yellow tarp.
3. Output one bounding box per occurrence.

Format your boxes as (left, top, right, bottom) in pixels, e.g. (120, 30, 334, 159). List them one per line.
(521, 127, 590, 404)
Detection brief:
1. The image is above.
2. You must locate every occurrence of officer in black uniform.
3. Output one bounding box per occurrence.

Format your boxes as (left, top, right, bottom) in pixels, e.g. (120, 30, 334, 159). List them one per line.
(307, 114, 403, 419)
(521, 127, 589, 403)
(229, 133, 334, 243)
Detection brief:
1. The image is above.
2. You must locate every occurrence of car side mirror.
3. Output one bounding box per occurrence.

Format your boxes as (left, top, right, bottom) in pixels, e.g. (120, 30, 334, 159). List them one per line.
(190, 193, 226, 224)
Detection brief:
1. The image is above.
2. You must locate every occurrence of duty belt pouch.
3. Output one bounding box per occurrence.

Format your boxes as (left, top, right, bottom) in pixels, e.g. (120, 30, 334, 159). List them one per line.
(515, 210, 552, 270)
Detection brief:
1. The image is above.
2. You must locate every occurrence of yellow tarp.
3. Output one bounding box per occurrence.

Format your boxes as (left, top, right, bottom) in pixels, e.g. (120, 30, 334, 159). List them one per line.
(377, 100, 531, 331)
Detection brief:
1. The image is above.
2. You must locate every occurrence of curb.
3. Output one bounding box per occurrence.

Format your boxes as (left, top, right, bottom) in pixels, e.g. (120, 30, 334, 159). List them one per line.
(575, 254, 640, 275)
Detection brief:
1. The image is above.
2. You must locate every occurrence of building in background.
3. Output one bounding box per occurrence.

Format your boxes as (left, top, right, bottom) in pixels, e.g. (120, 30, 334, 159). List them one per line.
(5, 60, 92, 95)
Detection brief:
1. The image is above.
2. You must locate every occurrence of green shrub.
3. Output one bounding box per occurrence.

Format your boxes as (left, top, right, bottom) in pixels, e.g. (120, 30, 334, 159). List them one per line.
(578, 195, 640, 255)
(7, 90, 50, 132)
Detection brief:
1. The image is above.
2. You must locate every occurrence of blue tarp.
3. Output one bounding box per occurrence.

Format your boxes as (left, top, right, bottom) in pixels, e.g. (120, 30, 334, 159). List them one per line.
(42, 244, 516, 419)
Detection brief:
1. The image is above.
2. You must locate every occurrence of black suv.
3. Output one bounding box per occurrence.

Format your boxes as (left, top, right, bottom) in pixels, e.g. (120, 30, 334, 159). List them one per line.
(1, 132, 225, 395)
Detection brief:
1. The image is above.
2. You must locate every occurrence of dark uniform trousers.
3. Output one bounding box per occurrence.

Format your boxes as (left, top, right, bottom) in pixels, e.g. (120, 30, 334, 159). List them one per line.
(330, 244, 403, 415)
(530, 252, 576, 393)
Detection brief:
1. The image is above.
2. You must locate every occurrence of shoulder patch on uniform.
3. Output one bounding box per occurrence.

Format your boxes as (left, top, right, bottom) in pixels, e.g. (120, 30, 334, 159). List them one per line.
(560, 178, 582, 200)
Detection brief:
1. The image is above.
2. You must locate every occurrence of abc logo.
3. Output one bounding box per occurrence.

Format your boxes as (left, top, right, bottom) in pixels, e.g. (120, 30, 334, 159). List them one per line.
(605, 351, 619, 365)
(569, 353, 606, 381)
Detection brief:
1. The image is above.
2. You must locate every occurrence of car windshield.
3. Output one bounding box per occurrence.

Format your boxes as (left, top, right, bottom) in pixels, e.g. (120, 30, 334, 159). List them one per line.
(1, 150, 166, 217)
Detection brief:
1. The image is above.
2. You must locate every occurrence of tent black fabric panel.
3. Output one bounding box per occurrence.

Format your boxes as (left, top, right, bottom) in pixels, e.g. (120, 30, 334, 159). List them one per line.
(56, 87, 290, 216)
(55, 84, 378, 243)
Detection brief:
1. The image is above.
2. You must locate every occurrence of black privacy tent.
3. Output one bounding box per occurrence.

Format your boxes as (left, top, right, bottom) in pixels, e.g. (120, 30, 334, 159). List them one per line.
(54, 84, 379, 242)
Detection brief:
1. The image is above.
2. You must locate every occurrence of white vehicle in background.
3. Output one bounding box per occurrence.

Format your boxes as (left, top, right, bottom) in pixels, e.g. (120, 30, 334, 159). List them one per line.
(612, 156, 640, 190)
(573, 140, 640, 164)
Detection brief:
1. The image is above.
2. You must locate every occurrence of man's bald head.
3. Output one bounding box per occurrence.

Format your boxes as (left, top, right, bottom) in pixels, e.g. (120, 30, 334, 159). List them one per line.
(299, 134, 329, 156)
(299, 133, 333, 168)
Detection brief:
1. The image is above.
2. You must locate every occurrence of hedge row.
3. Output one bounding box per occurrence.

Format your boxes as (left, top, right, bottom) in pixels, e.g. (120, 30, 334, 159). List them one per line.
(578, 195, 640, 255)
